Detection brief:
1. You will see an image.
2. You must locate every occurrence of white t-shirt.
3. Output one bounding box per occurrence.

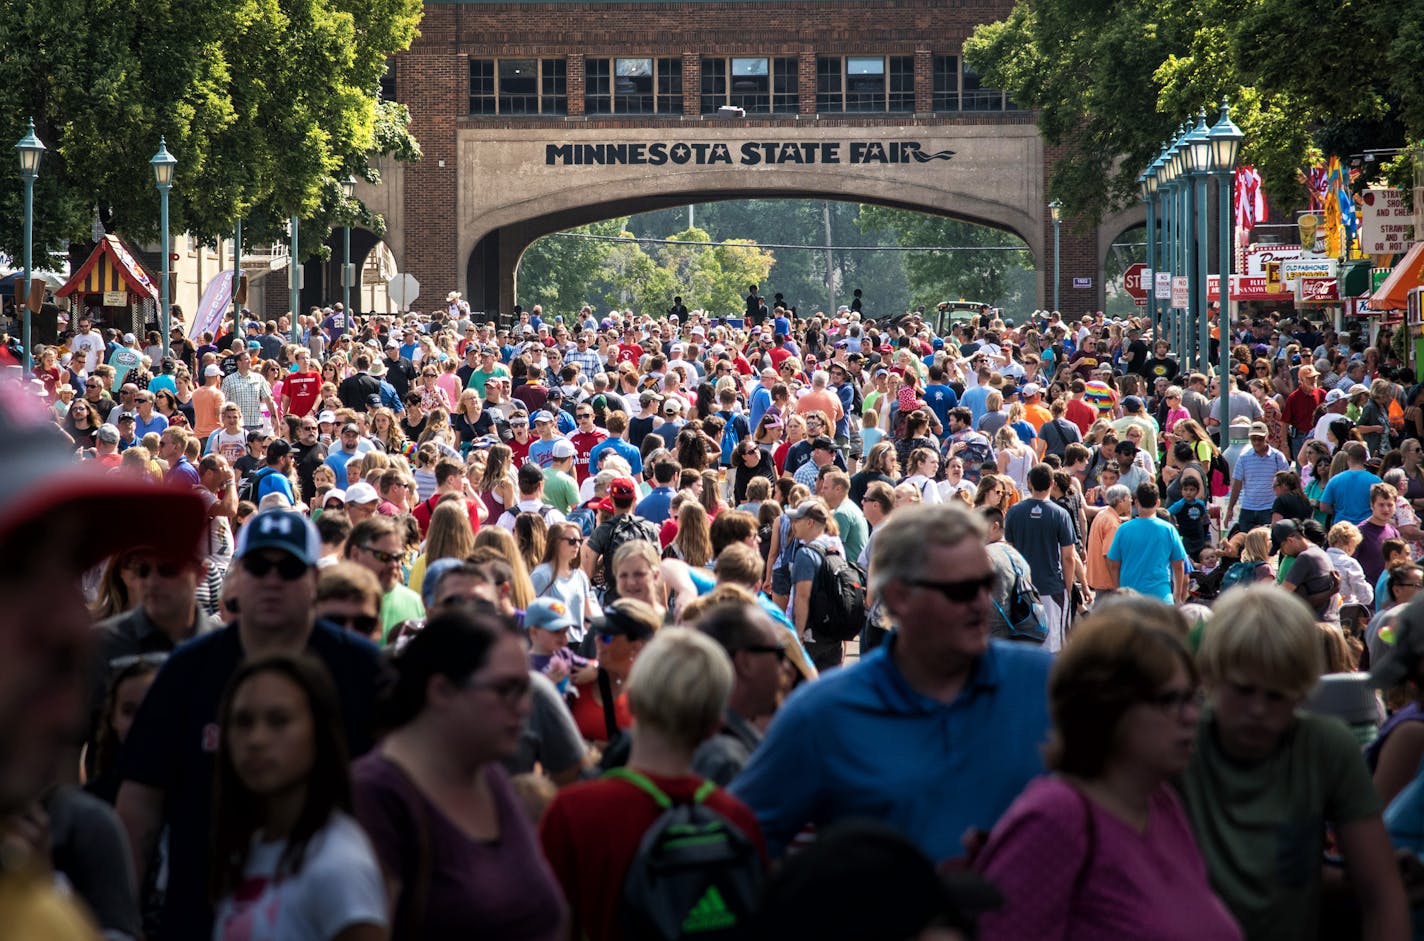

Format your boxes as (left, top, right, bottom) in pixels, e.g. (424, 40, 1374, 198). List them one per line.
(71, 331, 106, 374)
(211, 811, 386, 941)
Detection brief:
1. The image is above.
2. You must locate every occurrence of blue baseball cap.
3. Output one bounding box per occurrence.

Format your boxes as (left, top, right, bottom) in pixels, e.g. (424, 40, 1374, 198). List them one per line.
(526, 597, 576, 632)
(234, 509, 320, 565)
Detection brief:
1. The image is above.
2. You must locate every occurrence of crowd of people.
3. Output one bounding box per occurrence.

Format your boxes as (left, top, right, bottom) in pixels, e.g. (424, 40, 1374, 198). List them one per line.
(6, 291, 1424, 939)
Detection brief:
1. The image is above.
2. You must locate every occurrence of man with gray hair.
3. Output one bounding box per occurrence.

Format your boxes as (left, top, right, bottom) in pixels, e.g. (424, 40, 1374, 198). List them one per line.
(732, 502, 1052, 863)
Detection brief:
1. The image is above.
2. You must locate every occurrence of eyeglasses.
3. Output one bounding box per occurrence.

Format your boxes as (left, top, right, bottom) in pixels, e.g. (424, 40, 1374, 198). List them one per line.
(124, 559, 187, 579)
(326, 613, 380, 634)
(359, 544, 403, 564)
(1149, 687, 1205, 716)
(241, 553, 310, 580)
(905, 574, 998, 603)
(466, 675, 532, 706)
(736, 644, 787, 662)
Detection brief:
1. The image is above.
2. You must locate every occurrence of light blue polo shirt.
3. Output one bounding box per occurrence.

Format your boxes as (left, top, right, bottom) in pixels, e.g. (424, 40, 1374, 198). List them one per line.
(731, 635, 1052, 861)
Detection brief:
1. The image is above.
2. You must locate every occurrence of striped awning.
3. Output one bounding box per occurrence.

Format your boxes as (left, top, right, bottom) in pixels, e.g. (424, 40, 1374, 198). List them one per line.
(55, 235, 159, 301)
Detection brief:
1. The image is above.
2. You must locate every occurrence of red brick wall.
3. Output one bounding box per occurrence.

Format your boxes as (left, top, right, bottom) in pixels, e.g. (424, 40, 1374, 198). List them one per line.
(1043, 142, 1102, 315)
(394, 0, 1035, 305)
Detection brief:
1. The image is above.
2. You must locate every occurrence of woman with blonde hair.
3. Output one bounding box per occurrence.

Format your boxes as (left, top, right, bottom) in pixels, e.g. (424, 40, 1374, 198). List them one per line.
(477, 442, 518, 523)
(473, 526, 536, 610)
(995, 424, 1034, 495)
(407, 500, 479, 591)
(512, 511, 548, 575)
(369, 407, 405, 455)
(1229, 526, 1276, 584)
(665, 500, 713, 568)
(612, 541, 669, 623)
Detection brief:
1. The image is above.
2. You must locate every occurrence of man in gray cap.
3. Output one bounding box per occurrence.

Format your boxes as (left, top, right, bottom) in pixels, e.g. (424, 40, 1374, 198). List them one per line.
(116, 509, 381, 941)
(1226, 421, 1289, 535)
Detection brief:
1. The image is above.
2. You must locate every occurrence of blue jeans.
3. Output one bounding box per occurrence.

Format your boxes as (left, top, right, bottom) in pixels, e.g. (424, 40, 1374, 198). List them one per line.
(1235, 507, 1273, 536)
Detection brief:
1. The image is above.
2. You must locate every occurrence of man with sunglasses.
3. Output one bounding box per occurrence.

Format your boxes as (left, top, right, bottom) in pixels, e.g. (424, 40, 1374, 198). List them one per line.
(117, 509, 381, 941)
(693, 600, 790, 786)
(732, 502, 1052, 864)
(344, 515, 425, 641)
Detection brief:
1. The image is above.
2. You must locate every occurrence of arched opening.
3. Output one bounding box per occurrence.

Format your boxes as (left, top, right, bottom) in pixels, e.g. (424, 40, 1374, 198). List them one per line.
(1103, 223, 1147, 318)
(320, 228, 390, 314)
(470, 194, 1036, 320)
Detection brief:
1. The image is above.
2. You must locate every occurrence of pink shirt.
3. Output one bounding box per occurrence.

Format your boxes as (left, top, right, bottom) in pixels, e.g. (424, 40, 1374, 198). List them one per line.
(976, 776, 1241, 941)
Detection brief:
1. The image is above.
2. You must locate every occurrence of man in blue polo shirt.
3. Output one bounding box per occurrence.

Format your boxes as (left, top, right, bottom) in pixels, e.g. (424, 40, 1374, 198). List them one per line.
(731, 502, 1051, 862)
(1320, 441, 1382, 526)
(1225, 421, 1289, 534)
(634, 457, 680, 525)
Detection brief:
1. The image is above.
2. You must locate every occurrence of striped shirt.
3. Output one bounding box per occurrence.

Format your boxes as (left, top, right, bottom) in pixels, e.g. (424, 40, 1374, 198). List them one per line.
(1234, 446, 1289, 510)
(220, 371, 271, 428)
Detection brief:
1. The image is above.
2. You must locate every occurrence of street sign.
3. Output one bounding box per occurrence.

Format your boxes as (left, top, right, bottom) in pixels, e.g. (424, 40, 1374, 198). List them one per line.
(1171, 276, 1189, 310)
(1154, 272, 1172, 301)
(1123, 264, 1148, 301)
(386, 273, 420, 311)
(1072, 277, 1093, 289)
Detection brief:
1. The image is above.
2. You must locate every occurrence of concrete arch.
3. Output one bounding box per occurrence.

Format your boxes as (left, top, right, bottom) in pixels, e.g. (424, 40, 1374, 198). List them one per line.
(445, 125, 1049, 316)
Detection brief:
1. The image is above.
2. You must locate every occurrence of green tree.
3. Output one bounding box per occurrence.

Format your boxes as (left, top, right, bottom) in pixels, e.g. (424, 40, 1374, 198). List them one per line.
(965, 0, 1423, 226)
(857, 206, 1033, 310)
(0, 0, 422, 262)
(514, 218, 627, 314)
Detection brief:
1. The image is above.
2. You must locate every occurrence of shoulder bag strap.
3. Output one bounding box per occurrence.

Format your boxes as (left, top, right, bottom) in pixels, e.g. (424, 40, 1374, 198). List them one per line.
(598, 668, 620, 741)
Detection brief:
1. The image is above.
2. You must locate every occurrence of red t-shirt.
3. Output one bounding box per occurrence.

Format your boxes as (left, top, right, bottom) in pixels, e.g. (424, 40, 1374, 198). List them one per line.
(569, 678, 631, 743)
(768, 347, 793, 370)
(284, 369, 322, 417)
(508, 435, 534, 466)
(1064, 398, 1096, 435)
(617, 343, 644, 364)
(539, 771, 768, 941)
(412, 494, 483, 538)
(569, 429, 608, 482)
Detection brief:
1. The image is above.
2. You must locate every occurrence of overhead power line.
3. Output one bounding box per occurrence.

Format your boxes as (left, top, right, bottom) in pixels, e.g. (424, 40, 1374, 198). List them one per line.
(541, 231, 1030, 253)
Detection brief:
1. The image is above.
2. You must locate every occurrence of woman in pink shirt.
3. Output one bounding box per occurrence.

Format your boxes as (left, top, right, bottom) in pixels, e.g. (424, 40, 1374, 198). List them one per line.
(975, 608, 1241, 941)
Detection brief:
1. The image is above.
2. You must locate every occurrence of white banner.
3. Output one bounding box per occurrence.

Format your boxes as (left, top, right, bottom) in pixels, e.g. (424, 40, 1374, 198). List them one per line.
(193, 270, 234, 339)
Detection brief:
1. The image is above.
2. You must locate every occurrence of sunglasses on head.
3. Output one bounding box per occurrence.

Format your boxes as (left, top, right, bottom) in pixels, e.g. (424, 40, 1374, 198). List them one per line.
(241, 553, 309, 580)
(906, 573, 998, 603)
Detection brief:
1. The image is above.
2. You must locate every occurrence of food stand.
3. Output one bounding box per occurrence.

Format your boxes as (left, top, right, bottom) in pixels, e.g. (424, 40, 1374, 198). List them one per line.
(54, 235, 160, 335)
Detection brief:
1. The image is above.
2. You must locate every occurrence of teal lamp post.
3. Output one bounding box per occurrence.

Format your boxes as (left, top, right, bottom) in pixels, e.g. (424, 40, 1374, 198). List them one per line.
(150, 137, 177, 361)
(16, 118, 45, 376)
(1185, 110, 1212, 374)
(341, 175, 358, 316)
(1208, 100, 1244, 436)
(1048, 199, 1062, 313)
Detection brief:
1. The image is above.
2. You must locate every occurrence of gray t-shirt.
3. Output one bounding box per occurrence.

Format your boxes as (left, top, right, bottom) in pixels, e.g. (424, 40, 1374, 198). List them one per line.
(1284, 545, 1337, 617)
(507, 670, 586, 779)
(986, 542, 1036, 640)
(1003, 497, 1075, 597)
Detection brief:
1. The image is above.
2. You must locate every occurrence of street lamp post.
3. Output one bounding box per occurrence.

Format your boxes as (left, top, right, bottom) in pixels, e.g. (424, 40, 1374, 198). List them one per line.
(150, 138, 177, 361)
(1187, 110, 1212, 375)
(1150, 145, 1169, 347)
(1049, 199, 1062, 313)
(1162, 131, 1182, 360)
(1139, 158, 1160, 346)
(341, 175, 357, 316)
(1209, 100, 1244, 436)
(15, 118, 45, 377)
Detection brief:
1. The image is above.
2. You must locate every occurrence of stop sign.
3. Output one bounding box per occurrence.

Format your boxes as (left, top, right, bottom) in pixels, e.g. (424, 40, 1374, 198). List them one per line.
(1123, 263, 1148, 302)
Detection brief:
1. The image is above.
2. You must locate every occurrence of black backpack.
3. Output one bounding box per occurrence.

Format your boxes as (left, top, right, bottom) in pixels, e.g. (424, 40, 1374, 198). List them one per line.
(801, 543, 868, 642)
(605, 767, 764, 941)
(237, 466, 279, 505)
(600, 514, 661, 591)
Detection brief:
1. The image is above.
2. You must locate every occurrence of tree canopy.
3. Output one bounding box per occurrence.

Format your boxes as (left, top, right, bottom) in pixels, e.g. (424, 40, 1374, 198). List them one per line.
(0, 0, 422, 264)
(965, 0, 1423, 227)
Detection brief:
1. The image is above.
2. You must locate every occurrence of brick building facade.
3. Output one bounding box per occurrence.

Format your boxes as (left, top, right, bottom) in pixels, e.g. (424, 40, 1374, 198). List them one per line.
(355, 0, 1140, 318)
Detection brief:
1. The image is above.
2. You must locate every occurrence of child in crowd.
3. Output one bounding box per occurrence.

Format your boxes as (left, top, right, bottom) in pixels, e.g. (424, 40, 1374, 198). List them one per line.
(1168, 476, 1211, 561)
(525, 597, 598, 696)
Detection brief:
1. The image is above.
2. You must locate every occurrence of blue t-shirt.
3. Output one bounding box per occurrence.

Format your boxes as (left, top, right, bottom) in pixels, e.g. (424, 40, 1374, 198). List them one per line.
(1320, 468, 1383, 525)
(526, 436, 564, 470)
(587, 437, 643, 478)
(1107, 514, 1188, 603)
(960, 385, 992, 426)
(635, 485, 677, 524)
(731, 635, 1052, 860)
(923, 383, 959, 432)
(1166, 498, 1210, 552)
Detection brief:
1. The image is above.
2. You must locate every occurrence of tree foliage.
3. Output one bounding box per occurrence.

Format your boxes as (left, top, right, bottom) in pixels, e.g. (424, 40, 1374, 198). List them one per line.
(965, 0, 1424, 227)
(0, 0, 422, 264)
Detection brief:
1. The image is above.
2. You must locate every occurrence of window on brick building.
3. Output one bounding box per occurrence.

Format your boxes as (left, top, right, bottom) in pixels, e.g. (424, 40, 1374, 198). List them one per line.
(932, 55, 958, 111)
(817, 56, 915, 113)
(378, 59, 396, 102)
(586, 57, 682, 114)
(469, 59, 566, 115)
(701, 57, 797, 114)
(961, 64, 1005, 112)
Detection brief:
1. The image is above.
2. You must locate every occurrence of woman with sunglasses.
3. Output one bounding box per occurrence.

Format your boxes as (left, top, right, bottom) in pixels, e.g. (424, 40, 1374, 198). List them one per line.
(731, 438, 776, 506)
(976, 609, 1239, 941)
(211, 654, 388, 941)
(354, 609, 567, 940)
(531, 521, 600, 649)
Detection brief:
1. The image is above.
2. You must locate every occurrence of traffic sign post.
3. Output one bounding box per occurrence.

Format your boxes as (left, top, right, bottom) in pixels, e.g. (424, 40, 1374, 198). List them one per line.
(386, 273, 420, 312)
(1124, 263, 1148, 307)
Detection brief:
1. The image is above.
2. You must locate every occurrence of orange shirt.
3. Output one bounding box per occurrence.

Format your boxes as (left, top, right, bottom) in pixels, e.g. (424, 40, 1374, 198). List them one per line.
(1086, 507, 1125, 590)
(796, 388, 844, 424)
(1024, 402, 1052, 432)
(191, 385, 225, 437)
